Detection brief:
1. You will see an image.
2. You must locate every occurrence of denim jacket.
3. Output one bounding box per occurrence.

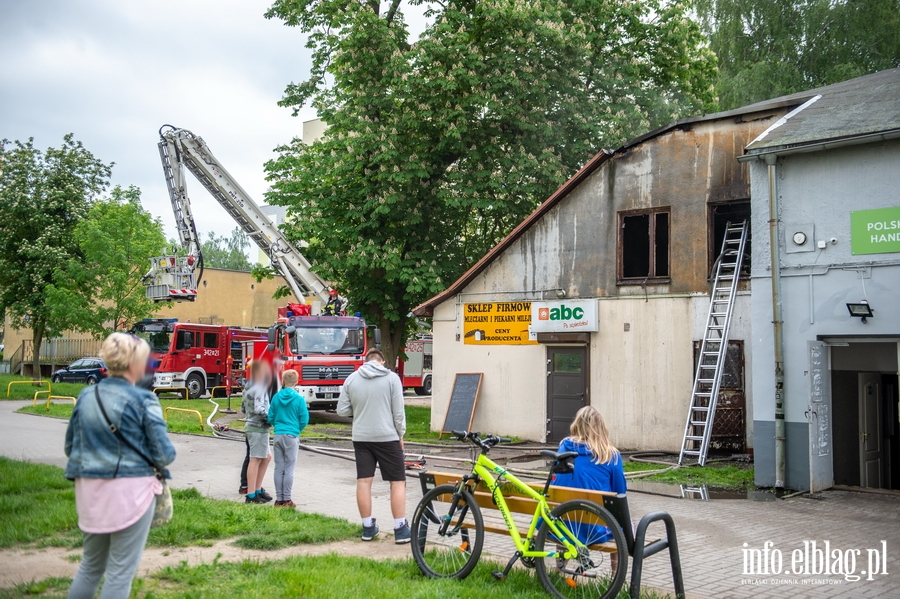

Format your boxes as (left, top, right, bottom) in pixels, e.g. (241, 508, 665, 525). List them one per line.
(64, 377, 176, 480)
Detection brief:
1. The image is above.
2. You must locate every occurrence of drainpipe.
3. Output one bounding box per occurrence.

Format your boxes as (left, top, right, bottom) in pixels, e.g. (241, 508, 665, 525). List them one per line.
(766, 154, 786, 489)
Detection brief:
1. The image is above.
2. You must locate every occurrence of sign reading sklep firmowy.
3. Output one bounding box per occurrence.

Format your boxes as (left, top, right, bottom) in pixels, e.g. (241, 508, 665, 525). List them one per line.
(530, 299, 599, 334)
(462, 302, 537, 345)
(851, 206, 900, 255)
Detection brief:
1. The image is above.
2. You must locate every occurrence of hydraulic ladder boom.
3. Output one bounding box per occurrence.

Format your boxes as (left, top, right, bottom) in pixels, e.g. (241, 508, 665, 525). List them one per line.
(143, 125, 330, 304)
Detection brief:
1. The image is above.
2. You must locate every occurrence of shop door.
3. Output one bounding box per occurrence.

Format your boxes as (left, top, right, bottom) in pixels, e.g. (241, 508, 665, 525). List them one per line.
(546, 346, 588, 443)
(859, 373, 883, 488)
(808, 341, 833, 493)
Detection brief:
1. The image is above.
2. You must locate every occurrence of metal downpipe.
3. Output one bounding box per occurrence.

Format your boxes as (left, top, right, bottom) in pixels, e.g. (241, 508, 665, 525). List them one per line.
(767, 155, 787, 489)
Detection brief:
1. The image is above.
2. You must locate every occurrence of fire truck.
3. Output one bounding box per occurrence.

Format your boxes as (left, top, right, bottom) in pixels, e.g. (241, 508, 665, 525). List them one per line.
(398, 336, 433, 396)
(132, 318, 267, 398)
(141, 126, 433, 407)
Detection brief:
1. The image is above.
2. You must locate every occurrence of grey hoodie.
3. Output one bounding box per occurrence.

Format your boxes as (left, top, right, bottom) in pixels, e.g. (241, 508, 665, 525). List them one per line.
(337, 360, 406, 442)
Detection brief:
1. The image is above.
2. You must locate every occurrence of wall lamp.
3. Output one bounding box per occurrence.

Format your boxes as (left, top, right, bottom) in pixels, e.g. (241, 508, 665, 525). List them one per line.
(846, 301, 874, 324)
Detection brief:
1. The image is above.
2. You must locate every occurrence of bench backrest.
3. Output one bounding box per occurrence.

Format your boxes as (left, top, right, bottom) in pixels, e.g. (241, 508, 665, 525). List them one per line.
(421, 470, 636, 553)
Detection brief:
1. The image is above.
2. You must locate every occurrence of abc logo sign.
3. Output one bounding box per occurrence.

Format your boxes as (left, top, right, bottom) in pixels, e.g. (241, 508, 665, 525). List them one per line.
(539, 305, 584, 321)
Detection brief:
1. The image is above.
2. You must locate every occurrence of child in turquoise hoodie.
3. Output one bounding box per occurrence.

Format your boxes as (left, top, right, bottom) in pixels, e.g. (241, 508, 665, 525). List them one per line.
(267, 370, 310, 507)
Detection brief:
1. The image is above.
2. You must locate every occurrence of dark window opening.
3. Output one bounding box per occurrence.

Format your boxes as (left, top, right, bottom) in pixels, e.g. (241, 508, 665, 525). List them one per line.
(619, 209, 670, 281)
(655, 212, 669, 277)
(709, 201, 751, 277)
(204, 333, 219, 349)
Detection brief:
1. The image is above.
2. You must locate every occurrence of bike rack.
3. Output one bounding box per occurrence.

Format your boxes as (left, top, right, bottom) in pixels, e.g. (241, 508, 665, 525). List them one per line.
(8, 380, 50, 397)
(209, 385, 234, 398)
(33, 390, 52, 405)
(154, 386, 188, 400)
(45, 396, 77, 411)
(601, 495, 685, 599)
(164, 406, 204, 431)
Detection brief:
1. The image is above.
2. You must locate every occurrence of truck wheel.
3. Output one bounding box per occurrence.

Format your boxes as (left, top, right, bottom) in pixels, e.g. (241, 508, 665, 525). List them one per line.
(186, 373, 205, 399)
(414, 376, 432, 396)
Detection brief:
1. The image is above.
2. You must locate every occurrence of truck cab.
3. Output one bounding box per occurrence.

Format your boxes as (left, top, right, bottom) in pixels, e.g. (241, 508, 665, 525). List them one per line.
(263, 314, 368, 410)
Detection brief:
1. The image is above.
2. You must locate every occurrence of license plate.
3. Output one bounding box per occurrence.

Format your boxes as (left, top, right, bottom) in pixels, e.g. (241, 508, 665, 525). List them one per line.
(317, 387, 338, 394)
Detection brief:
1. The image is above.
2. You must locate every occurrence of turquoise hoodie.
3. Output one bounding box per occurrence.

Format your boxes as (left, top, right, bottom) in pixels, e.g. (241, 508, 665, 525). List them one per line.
(267, 388, 310, 437)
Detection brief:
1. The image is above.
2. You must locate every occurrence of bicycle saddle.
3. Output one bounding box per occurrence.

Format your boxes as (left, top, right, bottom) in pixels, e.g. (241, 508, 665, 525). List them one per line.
(540, 450, 578, 462)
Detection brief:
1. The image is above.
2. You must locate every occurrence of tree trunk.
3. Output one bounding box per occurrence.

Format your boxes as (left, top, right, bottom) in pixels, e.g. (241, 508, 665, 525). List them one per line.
(31, 321, 45, 381)
(378, 317, 407, 372)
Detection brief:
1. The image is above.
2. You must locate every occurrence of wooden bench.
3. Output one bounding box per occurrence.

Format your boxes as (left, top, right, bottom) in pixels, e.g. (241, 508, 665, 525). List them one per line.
(420, 471, 685, 599)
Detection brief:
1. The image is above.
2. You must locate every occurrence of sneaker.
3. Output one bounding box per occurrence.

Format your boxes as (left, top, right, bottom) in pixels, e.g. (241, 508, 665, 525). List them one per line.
(361, 519, 379, 541)
(273, 500, 285, 507)
(258, 488, 273, 501)
(394, 522, 411, 545)
(245, 493, 267, 504)
(238, 486, 248, 495)
(281, 500, 296, 508)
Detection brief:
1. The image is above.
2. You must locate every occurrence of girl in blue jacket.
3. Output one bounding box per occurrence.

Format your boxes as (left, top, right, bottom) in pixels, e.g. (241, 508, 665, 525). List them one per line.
(551, 406, 626, 550)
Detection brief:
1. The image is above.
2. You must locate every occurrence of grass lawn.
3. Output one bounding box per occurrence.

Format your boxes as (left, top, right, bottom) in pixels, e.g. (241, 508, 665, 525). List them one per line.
(1, 554, 673, 599)
(0, 457, 358, 551)
(0, 374, 85, 401)
(624, 460, 754, 488)
(17, 398, 221, 436)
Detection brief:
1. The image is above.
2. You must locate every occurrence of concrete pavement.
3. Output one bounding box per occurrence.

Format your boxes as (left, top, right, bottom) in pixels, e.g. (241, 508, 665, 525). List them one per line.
(2, 400, 899, 598)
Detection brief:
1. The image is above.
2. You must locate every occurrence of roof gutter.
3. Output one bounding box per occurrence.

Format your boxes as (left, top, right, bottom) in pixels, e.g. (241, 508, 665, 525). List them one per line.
(739, 128, 900, 162)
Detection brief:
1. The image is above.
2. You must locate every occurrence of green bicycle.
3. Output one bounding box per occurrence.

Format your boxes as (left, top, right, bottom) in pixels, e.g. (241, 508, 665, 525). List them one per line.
(411, 430, 627, 599)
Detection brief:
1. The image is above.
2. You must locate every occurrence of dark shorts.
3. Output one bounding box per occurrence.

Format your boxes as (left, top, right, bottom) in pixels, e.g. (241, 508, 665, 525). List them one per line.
(353, 441, 406, 482)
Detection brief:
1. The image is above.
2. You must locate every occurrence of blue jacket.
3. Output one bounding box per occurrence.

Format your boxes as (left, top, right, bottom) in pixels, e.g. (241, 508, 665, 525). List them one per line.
(267, 388, 310, 437)
(64, 377, 176, 480)
(550, 438, 626, 545)
(551, 438, 627, 494)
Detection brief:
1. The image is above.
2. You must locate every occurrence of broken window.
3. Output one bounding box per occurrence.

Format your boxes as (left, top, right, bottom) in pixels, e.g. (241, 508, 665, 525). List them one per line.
(709, 201, 751, 277)
(619, 209, 670, 281)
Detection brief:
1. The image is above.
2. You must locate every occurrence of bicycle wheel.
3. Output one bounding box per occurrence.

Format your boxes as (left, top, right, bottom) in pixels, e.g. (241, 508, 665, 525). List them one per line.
(410, 483, 484, 579)
(534, 499, 628, 599)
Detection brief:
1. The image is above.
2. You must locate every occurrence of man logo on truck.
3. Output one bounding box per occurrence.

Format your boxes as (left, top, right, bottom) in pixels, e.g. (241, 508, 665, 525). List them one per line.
(319, 367, 338, 379)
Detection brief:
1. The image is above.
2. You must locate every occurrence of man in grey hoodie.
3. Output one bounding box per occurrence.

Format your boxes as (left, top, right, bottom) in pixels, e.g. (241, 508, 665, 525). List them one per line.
(337, 348, 409, 544)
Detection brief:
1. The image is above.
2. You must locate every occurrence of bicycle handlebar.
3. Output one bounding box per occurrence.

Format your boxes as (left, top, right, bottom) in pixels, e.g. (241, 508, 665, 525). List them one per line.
(450, 430, 510, 452)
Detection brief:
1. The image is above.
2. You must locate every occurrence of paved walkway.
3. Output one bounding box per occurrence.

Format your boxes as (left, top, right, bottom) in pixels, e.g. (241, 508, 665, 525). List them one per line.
(2, 400, 898, 598)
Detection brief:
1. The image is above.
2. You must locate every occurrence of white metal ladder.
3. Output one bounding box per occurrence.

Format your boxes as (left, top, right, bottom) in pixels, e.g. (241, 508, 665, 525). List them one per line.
(678, 220, 749, 465)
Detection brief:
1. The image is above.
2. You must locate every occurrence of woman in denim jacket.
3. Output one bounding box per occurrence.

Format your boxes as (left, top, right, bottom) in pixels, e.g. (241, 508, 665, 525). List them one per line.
(64, 333, 176, 599)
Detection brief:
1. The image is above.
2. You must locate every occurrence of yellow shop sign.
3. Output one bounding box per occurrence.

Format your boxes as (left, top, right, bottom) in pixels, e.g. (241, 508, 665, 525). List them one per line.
(462, 302, 537, 345)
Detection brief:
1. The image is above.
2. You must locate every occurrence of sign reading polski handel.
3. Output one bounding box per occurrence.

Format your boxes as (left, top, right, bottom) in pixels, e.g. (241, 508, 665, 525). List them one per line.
(851, 206, 900, 255)
(530, 299, 599, 333)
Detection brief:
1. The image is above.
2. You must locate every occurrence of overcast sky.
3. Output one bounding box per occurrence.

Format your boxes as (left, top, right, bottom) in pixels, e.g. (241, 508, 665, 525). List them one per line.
(0, 1, 429, 251)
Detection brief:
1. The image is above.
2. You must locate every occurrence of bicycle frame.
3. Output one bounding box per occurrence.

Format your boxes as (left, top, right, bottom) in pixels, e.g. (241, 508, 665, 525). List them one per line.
(462, 451, 580, 560)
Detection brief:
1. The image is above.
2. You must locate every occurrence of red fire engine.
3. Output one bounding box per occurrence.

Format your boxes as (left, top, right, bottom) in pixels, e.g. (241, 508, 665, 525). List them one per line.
(132, 318, 267, 398)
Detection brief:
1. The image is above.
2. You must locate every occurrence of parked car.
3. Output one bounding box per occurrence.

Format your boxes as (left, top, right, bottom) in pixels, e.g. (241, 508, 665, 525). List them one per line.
(51, 358, 108, 385)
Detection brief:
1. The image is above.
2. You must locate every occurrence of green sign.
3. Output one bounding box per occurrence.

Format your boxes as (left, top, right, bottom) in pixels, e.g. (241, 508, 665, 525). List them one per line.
(851, 207, 900, 255)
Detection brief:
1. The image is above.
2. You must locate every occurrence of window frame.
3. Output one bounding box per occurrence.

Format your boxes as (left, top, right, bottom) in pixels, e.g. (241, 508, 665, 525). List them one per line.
(203, 333, 219, 349)
(707, 200, 751, 280)
(617, 207, 671, 285)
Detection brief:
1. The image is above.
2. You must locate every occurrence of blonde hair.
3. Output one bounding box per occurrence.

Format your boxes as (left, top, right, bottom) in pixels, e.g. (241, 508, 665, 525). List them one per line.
(99, 333, 150, 377)
(282, 369, 299, 387)
(569, 406, 618, 464)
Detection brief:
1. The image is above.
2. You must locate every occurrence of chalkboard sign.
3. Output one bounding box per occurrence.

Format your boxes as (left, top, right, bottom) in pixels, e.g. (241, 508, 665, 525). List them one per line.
(440, 373, 484, 438)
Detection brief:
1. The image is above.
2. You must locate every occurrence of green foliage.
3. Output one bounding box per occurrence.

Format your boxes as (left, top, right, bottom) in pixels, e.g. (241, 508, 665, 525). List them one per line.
(46, 185, 167, 338)
(264, 0, 717, 364)
(200, 226, 253, 271)
(0, 458, 358, 552)
(697, 0, 900, 110)
(0, 135, 111, 372)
